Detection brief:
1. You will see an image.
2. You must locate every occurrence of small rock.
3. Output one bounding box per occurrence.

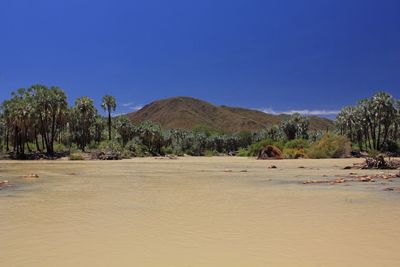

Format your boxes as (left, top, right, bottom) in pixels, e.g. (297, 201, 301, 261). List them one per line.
(359, 176, 372, 182)
(240, 170, 248, 172)
(383, 187, 395, 191)
(298, 166, 305, 169)
(303, 180, 329, 184)
(268, 165, 277, 169)
(335, 178, 346, 183)
(343, 166, 352, 170)
(22, 173, 39, 179)
(224, 169, 233, 173)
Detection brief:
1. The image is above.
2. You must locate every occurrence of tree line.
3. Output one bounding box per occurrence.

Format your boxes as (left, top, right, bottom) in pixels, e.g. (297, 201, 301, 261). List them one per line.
(336, 92, 400, 152)
(0, 85, 116, 157)
(0, 85, 399, 159)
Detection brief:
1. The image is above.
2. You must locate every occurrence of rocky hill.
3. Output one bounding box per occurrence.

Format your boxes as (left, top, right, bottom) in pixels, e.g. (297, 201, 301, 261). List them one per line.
(127, 96, 334, 132)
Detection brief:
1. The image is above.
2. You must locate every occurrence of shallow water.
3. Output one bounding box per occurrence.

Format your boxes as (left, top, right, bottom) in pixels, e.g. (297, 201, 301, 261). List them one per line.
(1, 157, 400, 267)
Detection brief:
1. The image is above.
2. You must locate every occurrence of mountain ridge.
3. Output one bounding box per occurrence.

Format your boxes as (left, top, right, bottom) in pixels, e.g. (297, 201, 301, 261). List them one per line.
(127, 96, 334, 132)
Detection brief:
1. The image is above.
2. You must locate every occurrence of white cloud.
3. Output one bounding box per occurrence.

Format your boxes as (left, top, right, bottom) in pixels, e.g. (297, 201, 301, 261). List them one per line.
(129, 105, 143, 111)
(258, 108, 339, 116)
(112, 112, 128, 117)
(121, 102, 135, 107)
(119, 102, 143, 112)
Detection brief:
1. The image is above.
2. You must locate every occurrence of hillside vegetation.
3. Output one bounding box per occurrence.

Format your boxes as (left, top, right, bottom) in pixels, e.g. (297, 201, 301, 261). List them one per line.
(128, 96, 334, 132)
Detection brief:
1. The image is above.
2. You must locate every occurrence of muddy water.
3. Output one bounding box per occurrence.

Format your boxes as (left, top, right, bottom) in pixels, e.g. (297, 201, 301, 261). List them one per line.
(1, 157, 400, 267)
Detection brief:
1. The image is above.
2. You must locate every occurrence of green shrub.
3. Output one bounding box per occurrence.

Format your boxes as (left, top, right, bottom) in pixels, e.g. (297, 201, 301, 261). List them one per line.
(54, 143, 67, 152)
(69, 143, 80, 153)
(283, 148, 308, 159)
(121, 149, 133, 159)
(69, 152, 85, 160)
(87, 141, 99, 150)
(306, 134, 351, 158)
(367, 149, 380, 158)
(204, 150, 217, 157)
(284, 139, 310, 149)
(125, 139, 147, 157)
(237, 148, 250, 157)
(98, 140, 123, 151)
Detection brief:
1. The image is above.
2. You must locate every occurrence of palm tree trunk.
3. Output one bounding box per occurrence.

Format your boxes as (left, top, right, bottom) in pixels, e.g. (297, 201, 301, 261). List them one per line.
(6, 129, 9, 151)
(35, 131, 41, 152)
(41, 135, 46, 151)
(108, 111, 112, 140)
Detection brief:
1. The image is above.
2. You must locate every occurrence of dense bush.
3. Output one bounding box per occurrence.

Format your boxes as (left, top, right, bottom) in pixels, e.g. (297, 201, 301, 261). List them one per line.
(125, 139, 148, 157)
(284, 139, 309, 149)
(282, 148, 308, 159)
(53, 143, 68, 153)
(306, 134, 351, 159)
(69, 152, 85, 160)
(237, 148, 250, 157)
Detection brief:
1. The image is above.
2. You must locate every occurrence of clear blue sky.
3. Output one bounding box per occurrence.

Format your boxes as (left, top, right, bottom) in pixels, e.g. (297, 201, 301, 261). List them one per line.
(0, 0, 399, 117)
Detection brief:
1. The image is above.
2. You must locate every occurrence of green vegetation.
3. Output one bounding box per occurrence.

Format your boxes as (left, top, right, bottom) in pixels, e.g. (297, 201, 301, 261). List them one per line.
(280, 113, 309, 140)
(69, 152, 85, 160)
(0, 87, 398, 159)
(336, 92, 400, 152)
(306, 134, 351, 159)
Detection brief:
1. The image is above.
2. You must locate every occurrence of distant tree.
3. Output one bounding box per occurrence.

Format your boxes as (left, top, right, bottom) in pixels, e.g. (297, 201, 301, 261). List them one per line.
(2, 88, 36, 156)
(280, 113, 309, 140)
(93, 115, 105, 143)
(31, 85, 68, 154)
(70, 97, 97, 151)
(101, 95, 117, 140)
(114, 116, 135, 146)
(136, 121, 164, 155)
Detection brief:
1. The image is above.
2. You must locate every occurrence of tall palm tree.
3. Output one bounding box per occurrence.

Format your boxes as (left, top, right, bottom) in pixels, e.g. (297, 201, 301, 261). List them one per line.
(71, 97, 97, 151)
(101, 95, 116, 140)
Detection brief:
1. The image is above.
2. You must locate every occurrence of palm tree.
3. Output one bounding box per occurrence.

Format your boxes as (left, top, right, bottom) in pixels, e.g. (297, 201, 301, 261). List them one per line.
(114, 116, 134, 146)
(101, 95, 116, 140)
(30, 85, 68, 154)
(71, 97, 97, 151)
(280, 113, 309, 140)
(336, 91, 399, 151)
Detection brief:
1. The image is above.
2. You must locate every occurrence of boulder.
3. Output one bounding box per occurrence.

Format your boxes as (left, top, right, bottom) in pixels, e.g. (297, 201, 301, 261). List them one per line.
(257, 145, 283, 160)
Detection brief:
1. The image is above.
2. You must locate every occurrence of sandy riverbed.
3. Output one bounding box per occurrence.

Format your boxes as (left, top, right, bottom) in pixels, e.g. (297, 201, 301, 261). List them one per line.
(1, 157, 399, 267)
